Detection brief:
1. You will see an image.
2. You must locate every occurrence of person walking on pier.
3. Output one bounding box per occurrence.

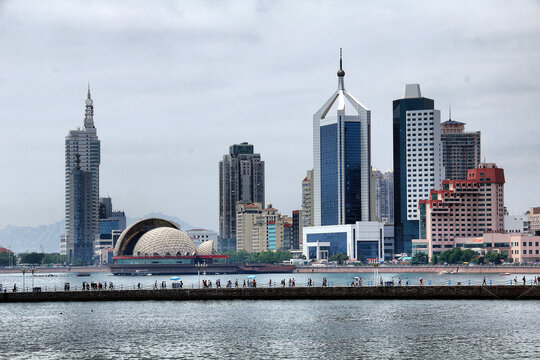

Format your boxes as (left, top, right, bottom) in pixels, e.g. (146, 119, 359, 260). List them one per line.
(398, 278, 401, 286)
(483, 277, 487, 286)
(154, 280, 158, 290)
(268, 279, 272, 287)
(522, 276, 526, 285)
(419, 277, 424, 286)
(243, 279, 246, 288)
(235, 279, 238, 288)
(514, 277, 518, 285)
(137, 283, 141, 290)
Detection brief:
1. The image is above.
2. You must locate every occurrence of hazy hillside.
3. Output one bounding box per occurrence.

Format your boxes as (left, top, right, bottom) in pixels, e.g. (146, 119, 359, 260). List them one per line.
(0, 213, 196, 254)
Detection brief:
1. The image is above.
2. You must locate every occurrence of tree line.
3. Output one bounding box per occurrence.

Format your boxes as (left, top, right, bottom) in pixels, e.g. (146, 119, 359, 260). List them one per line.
(411, 248, 507, 265)
(222, 250, 292, 264)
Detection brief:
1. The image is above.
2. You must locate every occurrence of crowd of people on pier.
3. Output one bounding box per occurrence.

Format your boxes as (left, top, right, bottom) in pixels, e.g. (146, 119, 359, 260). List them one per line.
(3, 274, 540, 293)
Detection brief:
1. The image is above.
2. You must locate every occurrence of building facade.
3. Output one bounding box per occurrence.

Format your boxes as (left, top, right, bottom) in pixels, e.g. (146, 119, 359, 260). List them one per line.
(373, 168, 394, 223)
(441, 118, 481, 180)
(452, 233, 540, 264)
(412, 163, 505, 259)
(302, 222, 384, 262)
(68, 156, 94, 263)
(301, 170, 314, 227)
(393, 84, 440, 254)
(64, 87, 101, 262)
(219, 142, 265, 251)
(313, 51, 371, 226)
(186, 229, 218, 249)
(292, 210, 302, 250)
(235, 203, 264, 253)
(528, 207, 540, 235)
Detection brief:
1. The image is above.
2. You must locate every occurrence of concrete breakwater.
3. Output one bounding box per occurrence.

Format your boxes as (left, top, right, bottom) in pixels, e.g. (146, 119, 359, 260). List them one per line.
(295, 266, 540, 274)
(1, 285, 539, 302)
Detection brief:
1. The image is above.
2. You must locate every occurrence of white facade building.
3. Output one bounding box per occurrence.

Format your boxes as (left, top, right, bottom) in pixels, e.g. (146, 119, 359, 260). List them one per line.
(302, 222, 384, 262)
(405, 108, 444, 220)
(504, 214, 527, 233)
(186, 229, 218, 250)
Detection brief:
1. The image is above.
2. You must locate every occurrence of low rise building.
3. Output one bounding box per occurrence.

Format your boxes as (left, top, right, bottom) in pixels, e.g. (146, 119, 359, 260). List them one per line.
(453, 232, 540, 263)
(302, 222, 385, 262)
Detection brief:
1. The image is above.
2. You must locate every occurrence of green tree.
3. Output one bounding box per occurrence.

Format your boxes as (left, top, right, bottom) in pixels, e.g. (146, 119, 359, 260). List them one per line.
(19, 252, 45, 265)
(485, 251, 505, 265)
(328, 253, 349, 264)
(431, 254, 438, 265)
(411, 252, 428, 265)
(0, 251, 17, 266)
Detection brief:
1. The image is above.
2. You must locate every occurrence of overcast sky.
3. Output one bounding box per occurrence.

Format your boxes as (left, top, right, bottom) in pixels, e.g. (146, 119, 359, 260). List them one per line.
(0, 0, 539, 230)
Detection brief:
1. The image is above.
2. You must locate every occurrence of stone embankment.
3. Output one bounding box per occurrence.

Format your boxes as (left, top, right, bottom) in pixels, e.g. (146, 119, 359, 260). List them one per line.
(296, 266, 540, 274)
(1, 286, 539, 303)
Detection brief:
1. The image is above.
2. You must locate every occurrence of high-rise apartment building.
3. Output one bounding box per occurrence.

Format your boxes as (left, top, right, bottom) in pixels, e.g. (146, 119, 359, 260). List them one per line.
(412, 163, 505, 259)
(313, 50, 371, 226)
(301, 170, 314, 227)
(235, 202, 263, 253)
(373, 168, 394, 223)
(441, 117, 481, 180)
(68, 155, 94, 262)
(64, 87, 101, 262)
(393, 84, 443, 254)
(219, 142, 265, 251)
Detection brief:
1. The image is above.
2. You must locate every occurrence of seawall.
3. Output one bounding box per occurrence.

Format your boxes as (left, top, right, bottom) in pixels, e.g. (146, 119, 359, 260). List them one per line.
(1, 285, 539, 303)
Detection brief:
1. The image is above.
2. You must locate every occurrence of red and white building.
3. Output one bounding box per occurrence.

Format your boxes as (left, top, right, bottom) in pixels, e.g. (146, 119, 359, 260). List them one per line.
(413, 163, 505, 259)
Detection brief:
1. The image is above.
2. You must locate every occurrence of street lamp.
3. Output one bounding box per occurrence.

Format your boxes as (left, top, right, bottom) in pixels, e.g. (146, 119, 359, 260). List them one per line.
(31, 266, 35, 290)
(196, 261, 207, 289)
(22, 267, 26, 292)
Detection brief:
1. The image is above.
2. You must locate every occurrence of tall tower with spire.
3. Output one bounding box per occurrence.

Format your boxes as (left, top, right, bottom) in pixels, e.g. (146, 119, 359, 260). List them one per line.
(62, 85, 101, 262)
(312, 49, 372, 226)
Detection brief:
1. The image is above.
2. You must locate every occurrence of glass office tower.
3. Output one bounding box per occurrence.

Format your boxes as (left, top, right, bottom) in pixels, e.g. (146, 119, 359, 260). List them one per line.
(313, 51, 371, 226)
(392, 84, 435, 254)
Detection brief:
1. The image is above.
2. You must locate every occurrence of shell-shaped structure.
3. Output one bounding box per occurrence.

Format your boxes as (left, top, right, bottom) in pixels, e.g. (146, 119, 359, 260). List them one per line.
(197, 240, 216, 256)
(132, 227, 197, 256)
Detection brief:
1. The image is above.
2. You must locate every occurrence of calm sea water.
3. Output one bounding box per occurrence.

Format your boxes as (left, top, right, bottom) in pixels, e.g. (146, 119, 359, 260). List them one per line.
(0, 299, 539, 359)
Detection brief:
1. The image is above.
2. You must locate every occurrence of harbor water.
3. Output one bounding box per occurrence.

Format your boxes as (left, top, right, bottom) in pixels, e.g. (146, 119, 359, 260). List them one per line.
(0, 299, 539, 359)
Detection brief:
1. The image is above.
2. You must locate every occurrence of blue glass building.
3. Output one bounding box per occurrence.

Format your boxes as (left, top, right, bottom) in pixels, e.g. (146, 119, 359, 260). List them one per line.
(313, 50, 371, 226)
(392, 84, 435, 254)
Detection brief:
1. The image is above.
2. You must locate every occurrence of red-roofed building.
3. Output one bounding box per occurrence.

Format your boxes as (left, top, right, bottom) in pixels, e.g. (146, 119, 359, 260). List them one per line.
(413, 163, 505, 259)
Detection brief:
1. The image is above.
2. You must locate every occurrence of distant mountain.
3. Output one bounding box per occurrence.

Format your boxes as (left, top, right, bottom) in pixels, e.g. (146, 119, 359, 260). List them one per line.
(0, 221, 64, 254)
(0, 213, 196, 254)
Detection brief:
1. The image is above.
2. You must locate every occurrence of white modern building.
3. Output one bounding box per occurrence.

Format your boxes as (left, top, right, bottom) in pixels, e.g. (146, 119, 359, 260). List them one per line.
(405, 96, 444, 221)
(313, 49, 371, 226)
(63, 86, 101, 262)
(186, 229, 218, 250)
(504, 214, 527, 233)
(303, 222, 384, 262)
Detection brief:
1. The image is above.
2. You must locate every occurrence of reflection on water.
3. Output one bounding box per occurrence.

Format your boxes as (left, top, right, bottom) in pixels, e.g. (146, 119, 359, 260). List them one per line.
(0, 300, 538, 359)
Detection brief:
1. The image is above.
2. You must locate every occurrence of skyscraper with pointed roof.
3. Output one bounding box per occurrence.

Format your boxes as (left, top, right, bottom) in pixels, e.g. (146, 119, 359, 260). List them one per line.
(62, 86, 101, 262)
(313, 50, 372, 226)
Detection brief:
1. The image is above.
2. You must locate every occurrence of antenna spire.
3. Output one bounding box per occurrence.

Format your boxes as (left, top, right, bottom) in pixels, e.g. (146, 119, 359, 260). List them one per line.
(337, 48, 345, 78)
(449, 105, 452, 120)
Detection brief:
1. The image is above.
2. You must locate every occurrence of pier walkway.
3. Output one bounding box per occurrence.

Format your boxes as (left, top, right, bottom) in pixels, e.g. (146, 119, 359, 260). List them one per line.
(1, 285, 539, 302)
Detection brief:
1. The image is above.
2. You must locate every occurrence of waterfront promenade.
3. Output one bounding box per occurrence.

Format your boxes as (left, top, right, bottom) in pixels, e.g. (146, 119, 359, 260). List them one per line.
(1, 285, 539, 302)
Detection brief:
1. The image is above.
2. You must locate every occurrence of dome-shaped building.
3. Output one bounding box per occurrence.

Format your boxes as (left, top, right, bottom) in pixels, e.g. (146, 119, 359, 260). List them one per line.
(109, 218, 229, 275)
(133, 227, 197, 257)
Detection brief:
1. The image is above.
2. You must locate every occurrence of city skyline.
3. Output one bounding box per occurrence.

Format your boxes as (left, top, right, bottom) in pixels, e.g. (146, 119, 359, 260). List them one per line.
(1, 1, 539, 231)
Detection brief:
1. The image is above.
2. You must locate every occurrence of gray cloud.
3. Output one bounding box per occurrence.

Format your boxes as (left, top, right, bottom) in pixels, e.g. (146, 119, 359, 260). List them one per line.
(0, 0, 539, 229)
